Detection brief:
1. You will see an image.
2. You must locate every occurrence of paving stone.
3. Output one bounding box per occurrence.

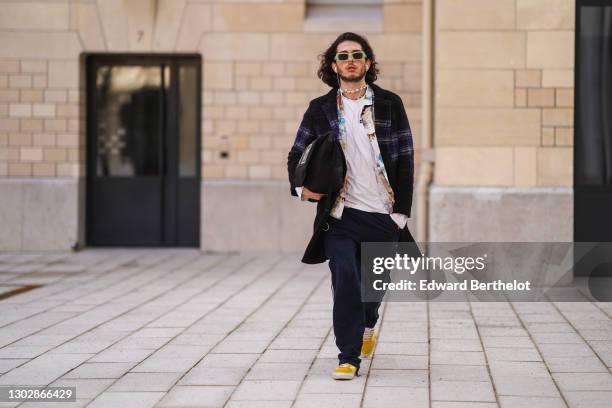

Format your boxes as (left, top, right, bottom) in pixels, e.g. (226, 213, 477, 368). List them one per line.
(211, 340, 269, 354)
(300, 372, 366, 393)
(63, 362, 135, 379)
(88, 348, 153, 363)
(0, 359, 28, 373)
(179, 367, 248, 386)
(489, 361, 550, 378)
(564, 391, 612, 408)
(0, 353, 93, 385)
(0, 346, 52, 359)
(374, 341, 428, 355)
(131, 357, 197, 373)
(524, 323, 574, 334)
(478, 327, 528, 337)
(108, 372, 182, 392)
(430, 351, 486, 365)
(552, 372, 612, 391)
(589, 340, 612, 367)
(481, 336, 534, 348)
(362, 386, 428, 408)
(169, 333, 224, 346)
(51, 378, 115, 399)
(258, 349, 317, 363)
(195, 353, 260, 368)
(294, 393, 362, 408)
(317, 345, 341, 359)
(367, 369, 428, 387)
(151, 344, 212, 359)
(379, 329, 428, 342)
(155, 385, 233, 407)
(371, 355, 428, 369)
(430, 328, 480, 340)
(538, 343, 595, 358)
(51, 341, 116, 354)
(498, 396, 566, 408)
(288, 319, 332, 329)
(430, 364, 490, 382)
(267, 327, 329, 339)
(432, 402, 498, 408)
(12, 334, 73, 347)
(493, 375, 560, 397)
(231, 380, 301, 401)
(113, 336, 172, 350)
(520, 314, 566, 324)
(578, 329, 612, 341)
(383, 321, 429, 331)
(431, 380, 495, 402)
(87, 391, 165, 408)
(20, 400, 90, 408)
(226, 402, 292, 408)
(484, 347, 542, 362)
(245, 363, 310, 381)
(268, 336, 324, 350)
(544, 356, 608, 373)
(430, 338, 483, 352)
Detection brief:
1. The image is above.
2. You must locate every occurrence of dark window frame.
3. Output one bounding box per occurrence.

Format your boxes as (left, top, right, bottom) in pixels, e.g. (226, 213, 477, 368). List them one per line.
(574, 1, 612, 243)
(84, 53, 202, 247)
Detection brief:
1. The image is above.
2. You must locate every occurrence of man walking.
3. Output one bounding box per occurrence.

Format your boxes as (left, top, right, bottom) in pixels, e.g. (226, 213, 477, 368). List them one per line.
(287, 32, 414, 380)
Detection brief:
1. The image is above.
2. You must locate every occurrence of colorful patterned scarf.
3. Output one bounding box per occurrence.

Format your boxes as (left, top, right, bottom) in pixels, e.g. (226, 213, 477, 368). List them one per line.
(329, 84, 395, 219)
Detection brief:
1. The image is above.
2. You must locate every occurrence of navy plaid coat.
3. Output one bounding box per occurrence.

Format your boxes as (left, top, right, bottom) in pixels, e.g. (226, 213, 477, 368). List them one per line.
(287, 83, 415, 264)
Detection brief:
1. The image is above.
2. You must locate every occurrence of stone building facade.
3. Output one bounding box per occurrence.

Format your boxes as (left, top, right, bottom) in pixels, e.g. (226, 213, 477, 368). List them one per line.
(429, 0, 574, 242)
(0, 0, 575, 251)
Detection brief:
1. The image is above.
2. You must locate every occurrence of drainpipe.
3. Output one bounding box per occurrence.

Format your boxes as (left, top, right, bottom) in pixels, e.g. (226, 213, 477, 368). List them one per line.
(416, 0, 435, 242)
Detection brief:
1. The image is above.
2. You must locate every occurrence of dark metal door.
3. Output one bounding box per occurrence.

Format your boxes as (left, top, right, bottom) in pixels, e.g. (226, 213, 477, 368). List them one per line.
(86, 55, 201, 247)
(575, 2, 612, 243)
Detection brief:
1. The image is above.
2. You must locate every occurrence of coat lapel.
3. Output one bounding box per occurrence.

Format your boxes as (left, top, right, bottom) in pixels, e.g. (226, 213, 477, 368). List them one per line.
(321, 89, 339, 139)
(371, 84, 392, 141)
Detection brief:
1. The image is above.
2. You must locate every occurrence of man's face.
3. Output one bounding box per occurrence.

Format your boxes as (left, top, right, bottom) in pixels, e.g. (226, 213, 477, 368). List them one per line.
(332, 40, 369, 83)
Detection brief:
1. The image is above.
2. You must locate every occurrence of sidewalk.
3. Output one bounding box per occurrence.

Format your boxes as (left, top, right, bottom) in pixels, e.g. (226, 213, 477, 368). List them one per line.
(0, 250, 610, 408)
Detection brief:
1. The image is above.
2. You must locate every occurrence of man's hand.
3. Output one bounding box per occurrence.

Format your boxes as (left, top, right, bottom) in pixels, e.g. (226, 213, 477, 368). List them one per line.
(302, 187, 326, 201)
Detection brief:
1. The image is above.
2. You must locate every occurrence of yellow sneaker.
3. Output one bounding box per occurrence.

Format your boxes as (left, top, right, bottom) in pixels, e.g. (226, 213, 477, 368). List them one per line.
(331, 363, 359, 380)
(360, 327, 376, 358)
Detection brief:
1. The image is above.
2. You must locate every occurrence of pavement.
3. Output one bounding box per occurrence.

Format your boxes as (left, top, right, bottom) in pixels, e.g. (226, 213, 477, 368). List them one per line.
(0, 249, 610, 408)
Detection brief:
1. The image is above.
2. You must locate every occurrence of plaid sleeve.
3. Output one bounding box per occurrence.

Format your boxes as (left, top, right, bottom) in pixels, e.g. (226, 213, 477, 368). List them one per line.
(287, 102, 317, 197)
(393, 95, 415, 217)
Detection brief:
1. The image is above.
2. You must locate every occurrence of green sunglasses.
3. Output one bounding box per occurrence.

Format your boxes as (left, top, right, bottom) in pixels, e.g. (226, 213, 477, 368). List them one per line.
(334, 50, 367, 62)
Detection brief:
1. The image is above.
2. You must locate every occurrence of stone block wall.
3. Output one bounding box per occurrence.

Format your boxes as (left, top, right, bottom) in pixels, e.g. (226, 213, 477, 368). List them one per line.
(430, 0, 574, 242)
(0, 0, 578, 249)
(434, 0, 574, 188)
(0, 0, 422, 250)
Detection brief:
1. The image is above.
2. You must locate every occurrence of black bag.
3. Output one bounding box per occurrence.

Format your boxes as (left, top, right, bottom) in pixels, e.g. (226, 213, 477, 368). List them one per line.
(294, 131, 346, 195)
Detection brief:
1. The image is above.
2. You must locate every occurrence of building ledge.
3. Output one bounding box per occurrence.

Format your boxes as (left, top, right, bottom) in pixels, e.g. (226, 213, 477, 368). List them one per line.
(304, 5, 383, 33)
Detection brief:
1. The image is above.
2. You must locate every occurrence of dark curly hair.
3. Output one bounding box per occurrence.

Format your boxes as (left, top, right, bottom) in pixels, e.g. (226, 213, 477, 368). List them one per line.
(317, 32, 379, 89)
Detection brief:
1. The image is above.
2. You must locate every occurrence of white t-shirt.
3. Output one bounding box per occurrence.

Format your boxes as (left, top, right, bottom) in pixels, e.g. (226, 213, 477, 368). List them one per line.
(341, 94, 389, 214)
